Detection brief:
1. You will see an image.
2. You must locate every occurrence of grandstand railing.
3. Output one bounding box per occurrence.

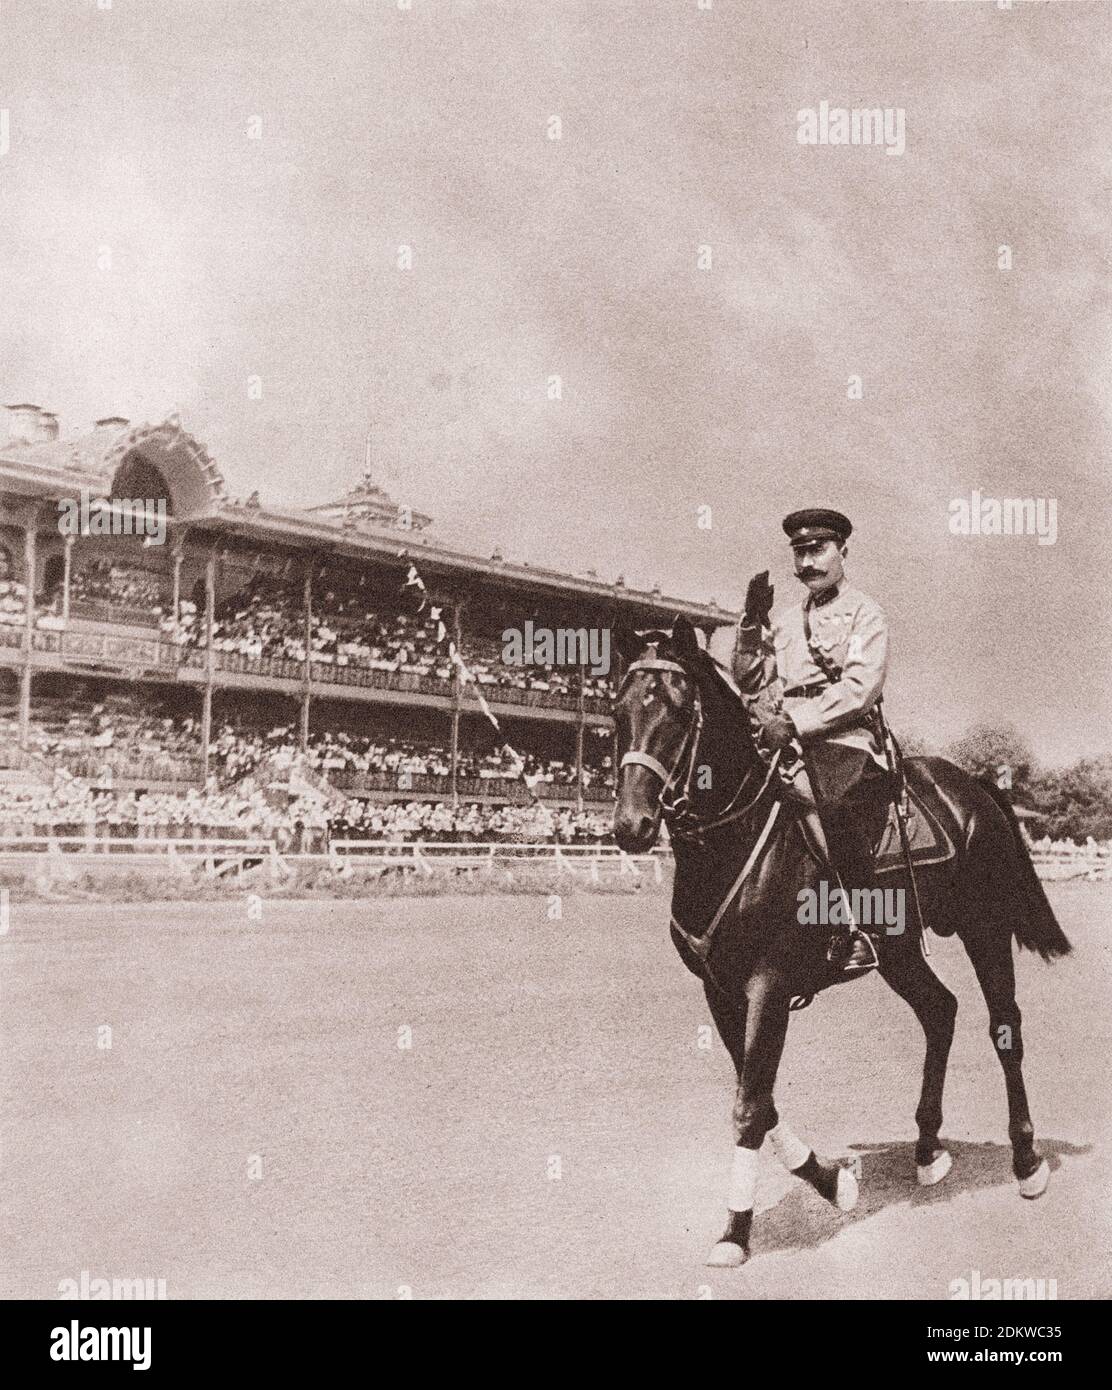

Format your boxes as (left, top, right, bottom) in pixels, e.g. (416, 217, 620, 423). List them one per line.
(67, 599, 163, 629)
(327, 768, 614, 802)
(328, 840, 667, 878)
(0, 833, 631, 860)
(176, 644, 612, 713)
(0, 832, 276, 855)
(0, 836, 668, 888)
(327, 839, 634, 858)
(30, 627, 180, 669)
(8, 617, 616, 717)
(48, 749, 205, 784)
(310, 661, 448, 697)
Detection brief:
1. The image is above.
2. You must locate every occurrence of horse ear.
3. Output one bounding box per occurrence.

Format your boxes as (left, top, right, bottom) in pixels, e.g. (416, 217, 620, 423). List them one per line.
(671, 616, 700, 662)
(611, 624, 642, 665)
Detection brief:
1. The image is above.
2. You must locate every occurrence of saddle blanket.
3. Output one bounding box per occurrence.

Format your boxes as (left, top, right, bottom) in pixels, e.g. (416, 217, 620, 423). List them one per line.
(875, 786, 956, 872)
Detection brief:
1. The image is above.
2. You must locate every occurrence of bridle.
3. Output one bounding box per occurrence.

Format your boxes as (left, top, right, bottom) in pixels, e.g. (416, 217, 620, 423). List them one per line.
(617, 655, 780, 843)
(618, 658, 703, 818)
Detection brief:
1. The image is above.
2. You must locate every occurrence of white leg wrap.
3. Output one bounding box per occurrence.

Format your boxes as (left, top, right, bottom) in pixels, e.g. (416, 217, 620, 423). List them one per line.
(728, 1145, 759, 1212)
(767, 1119, 811, 1173)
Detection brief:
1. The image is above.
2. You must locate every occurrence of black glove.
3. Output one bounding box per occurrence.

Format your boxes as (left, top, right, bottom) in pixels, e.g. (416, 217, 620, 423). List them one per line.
(743, 570, 774, 627)
(747, 689, 797, 751)
(759, 711, 797, 750)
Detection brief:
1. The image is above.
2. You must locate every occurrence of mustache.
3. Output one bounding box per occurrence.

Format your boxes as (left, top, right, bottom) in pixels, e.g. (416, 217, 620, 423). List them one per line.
(797, 568, 825, 580)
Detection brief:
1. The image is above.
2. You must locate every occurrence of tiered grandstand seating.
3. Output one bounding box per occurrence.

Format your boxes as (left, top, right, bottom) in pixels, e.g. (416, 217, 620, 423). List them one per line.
(0, 694, 202, 785)
(167, 575, 616, 706)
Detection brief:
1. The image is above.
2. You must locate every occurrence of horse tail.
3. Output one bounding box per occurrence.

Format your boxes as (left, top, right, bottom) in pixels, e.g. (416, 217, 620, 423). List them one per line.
(980, 779, 1072, 961)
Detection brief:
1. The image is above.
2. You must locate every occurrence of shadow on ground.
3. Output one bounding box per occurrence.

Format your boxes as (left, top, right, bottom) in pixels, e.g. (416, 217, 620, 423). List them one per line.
(753, 1137, 1091, 1258)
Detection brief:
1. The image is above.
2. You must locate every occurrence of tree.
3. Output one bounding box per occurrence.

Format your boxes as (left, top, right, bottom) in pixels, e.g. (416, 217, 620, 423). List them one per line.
(946, 723, 1034, 795)
(1027, 756, 1112, 843)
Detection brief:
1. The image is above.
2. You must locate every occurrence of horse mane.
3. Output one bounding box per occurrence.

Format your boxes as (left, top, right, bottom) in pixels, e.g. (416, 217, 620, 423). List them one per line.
(628, 631, 747, 712)
(700, 651, 747, 708)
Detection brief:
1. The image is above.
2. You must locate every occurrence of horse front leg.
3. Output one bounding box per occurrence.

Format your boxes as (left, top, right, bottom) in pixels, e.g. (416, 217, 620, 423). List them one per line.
(766, 1116, 860, 1212)
(704, 967, 791, 1267)
(701, 979, 751, 1264)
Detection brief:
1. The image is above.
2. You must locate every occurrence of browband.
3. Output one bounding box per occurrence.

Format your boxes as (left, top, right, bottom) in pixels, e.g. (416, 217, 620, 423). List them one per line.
(620, 750, 674, 784)
(624, 659, 688, 677)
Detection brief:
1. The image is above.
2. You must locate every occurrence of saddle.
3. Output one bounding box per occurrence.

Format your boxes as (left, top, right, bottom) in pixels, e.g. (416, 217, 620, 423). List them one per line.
(795, 777, 957, 875)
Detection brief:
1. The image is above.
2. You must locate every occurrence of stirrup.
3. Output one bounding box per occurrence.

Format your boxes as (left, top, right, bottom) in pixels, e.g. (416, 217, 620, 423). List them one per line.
(849, 930, 880, 970)
(827, 928, 879, 973)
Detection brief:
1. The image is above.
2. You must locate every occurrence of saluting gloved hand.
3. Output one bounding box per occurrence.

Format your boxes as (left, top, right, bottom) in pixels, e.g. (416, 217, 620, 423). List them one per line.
(743, 570, 774, 627)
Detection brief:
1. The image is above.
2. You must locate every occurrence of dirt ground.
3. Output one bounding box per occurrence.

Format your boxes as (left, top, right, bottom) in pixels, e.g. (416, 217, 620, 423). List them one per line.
(1, 882, 1107, 1299)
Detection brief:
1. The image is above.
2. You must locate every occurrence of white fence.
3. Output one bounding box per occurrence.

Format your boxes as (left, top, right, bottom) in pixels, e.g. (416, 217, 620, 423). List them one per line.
(0, 832, 1105, 883)
(1027, 839, 1112, 881)
(0, 836, 670, 884)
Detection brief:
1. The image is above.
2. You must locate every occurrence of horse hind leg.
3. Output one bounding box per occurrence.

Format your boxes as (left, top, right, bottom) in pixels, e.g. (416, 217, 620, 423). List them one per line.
(964, 921, 1049, 1198)
(879, 933, 959, 1184)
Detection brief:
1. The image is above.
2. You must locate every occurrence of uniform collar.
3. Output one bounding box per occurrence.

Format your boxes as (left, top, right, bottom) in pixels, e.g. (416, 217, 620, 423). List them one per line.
(805, 576, 847, 610)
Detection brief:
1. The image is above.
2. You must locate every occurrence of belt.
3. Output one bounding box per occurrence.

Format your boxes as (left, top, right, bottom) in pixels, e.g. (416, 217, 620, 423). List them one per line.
(783, 681, 830, 699)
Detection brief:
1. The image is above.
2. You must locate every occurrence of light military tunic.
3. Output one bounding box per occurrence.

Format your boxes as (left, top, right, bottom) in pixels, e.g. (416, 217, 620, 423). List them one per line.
(736, 578, 889, 772)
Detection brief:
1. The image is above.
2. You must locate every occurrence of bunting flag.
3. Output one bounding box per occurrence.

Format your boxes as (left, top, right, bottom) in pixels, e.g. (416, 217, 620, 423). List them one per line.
(397, 553, 569, 809)
(402, 563, 429, 612)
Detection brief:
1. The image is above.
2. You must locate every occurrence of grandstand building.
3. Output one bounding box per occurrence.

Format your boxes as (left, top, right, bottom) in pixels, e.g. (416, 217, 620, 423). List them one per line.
(0, 404, 733, 820)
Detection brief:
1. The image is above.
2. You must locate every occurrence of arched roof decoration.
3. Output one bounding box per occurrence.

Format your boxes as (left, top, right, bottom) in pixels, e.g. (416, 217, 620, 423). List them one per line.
(95, 416, 227, 519)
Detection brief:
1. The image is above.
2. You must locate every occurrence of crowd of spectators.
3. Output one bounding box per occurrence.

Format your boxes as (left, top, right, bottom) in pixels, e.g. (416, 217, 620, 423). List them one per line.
(0, 778, 612, 845)
(0, 701, 201, 783)
(4, 556, 618, 704)
(326, 799, 610, 843)
(0, 542, 28, 626)
(208, 721, 613, 791)
(161, 575, 616, 702)
(0, 778, 328, 839)
(0, 695, 614, 797)
(166, 578, 453, 677)
(67, 561, 167, 613)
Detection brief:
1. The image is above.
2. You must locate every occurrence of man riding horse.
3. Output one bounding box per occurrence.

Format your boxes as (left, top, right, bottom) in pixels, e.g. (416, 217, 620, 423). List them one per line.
(732, 508, 891, 976)
(612, 520, 1068, 1267)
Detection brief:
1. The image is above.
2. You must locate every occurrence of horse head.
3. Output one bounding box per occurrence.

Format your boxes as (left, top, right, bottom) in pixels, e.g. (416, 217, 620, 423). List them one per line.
(611, 617, 708, 852)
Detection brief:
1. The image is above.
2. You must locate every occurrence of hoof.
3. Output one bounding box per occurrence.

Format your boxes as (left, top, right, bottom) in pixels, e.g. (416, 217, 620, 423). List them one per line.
(707, 1208, 752, 1265)
(916, 1149, 953, 1187)
(1018, 1158, 1050, 1199)
(706, 1240, 749, 1268)
(834, 1164, 859, 1212)
(797, 1154, 859, 1211)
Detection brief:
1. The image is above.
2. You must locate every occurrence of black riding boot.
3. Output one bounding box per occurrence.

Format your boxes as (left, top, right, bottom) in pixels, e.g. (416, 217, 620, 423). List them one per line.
(823, 775, 891, 976)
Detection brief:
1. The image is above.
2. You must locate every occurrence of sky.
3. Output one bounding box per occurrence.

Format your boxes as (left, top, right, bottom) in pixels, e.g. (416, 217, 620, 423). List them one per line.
(1, 0, 1109, 763)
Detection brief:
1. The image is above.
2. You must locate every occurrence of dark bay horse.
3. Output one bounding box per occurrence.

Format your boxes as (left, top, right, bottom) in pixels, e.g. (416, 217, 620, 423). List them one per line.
(611, 619, 1071, 1267)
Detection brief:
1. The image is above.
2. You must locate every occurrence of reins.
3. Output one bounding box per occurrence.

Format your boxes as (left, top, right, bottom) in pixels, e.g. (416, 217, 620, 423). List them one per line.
(616, 646, 788, 988)
(617, 654, 779, 845)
